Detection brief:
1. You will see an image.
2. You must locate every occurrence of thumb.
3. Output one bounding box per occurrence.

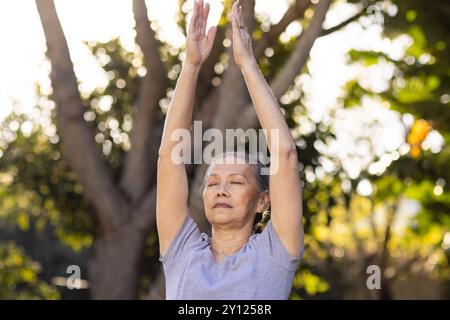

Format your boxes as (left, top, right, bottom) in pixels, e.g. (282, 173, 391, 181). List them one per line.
(205, 26, 217, 49)
(230, 12, 240, 40)
(207, 26, 217, 40)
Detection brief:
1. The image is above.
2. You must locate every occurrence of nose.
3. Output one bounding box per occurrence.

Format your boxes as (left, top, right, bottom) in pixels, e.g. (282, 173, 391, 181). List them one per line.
(215, 183, 229, 197)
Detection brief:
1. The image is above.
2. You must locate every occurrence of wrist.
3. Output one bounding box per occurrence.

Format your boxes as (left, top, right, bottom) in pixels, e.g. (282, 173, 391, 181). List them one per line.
(182, 61, 201, 75)
(239, 59, 258, 73)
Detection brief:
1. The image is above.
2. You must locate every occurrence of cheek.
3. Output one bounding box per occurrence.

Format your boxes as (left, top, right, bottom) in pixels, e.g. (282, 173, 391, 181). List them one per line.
(203, 190, 212, 204)
(232, 188, 255, 207)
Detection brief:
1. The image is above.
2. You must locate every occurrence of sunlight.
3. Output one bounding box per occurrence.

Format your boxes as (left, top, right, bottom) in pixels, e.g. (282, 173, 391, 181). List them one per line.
(0, 0, 425, 180)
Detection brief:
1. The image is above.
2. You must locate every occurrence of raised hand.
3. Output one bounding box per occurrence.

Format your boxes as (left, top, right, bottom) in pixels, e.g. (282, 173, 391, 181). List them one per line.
(185, 0, 217, 68)
(229, 1, 256, 69)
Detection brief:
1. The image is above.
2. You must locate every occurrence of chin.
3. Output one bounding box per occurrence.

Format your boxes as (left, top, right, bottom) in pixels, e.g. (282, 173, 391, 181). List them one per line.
(207, 209, 234, 225)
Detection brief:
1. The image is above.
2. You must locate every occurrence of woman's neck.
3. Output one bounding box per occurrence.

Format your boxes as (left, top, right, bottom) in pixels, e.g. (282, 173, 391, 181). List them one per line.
(210, 227, 253, 262)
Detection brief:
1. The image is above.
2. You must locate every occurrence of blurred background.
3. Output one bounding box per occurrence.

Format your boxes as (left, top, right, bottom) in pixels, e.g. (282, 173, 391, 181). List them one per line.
(0, 0, 448, 299)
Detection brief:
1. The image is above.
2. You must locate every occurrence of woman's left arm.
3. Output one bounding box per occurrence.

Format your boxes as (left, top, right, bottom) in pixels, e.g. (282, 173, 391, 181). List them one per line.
(230, 1, 304, 257)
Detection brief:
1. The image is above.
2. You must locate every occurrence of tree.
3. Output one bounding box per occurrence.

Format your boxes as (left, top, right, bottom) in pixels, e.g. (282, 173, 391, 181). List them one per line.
(324, 0, 450, 299)
(2, 0, 440, 299)
(0, 241, 59, 299)
(32, 0, 374, 299)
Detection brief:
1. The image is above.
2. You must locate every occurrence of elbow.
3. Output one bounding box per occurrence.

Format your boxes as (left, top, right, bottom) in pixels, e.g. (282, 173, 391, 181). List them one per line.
(275, 144, 299, 169)
(158, 147, 185, 167)
(279, 144, 298, 161)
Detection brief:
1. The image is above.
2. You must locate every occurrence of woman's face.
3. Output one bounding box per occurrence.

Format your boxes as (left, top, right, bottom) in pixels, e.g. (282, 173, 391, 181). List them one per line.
(202, 155, 268, 228)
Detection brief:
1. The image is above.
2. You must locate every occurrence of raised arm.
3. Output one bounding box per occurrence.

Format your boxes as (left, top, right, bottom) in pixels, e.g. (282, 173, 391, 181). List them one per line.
(230, 1, 304, 257)
(157, 0, 216, 256)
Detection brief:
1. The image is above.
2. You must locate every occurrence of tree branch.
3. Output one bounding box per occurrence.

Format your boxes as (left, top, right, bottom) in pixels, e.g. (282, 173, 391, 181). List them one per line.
(237, 0, 332, 130)
(243, 0, 257, 34)
(271, 0, 331, 99)
(195, 26, 226, 106)
(35, 0, 129, 231)
(120, 0, 169, 204)
(253, 0, 311, 60)
(193, 0, 257, 133)
(378, 201, 397, 300)
(132, 183, 157, 234)
(320, 4, 368, 37)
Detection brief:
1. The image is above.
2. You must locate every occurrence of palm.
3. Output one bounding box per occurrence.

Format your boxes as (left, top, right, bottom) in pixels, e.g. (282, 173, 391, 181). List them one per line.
(230, 1, 255, 69)
(186, 0, 217, 67)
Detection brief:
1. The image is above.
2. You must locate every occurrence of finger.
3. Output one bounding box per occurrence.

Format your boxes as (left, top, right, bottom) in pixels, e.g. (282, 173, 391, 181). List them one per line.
(236, 2, 244, 30)
(235, 10, 241, 29)
(232, 3, 239, 24)
(232, 0, 239, 17)
(205, 26, 217, 52)
(231, 12, 241, 41)
(238, 5, 245, 28)
(201, 2, 210, 38)
(198, 0, 203, 34)
(199, 0, 204, 28)
(194, 0, 200, 33)
(230, 12, 238, 40)
(188, 1, 197, 34)
(233, 0, 239, 11)
(232, 6, 242, 32)
(230, 12, 238, 32)
(204, 2, 210, 26)
(195, 0, 201, 32)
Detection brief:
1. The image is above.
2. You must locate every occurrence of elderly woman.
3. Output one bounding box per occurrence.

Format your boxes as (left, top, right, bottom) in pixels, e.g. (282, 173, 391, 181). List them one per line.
(157, 0, 304, 300)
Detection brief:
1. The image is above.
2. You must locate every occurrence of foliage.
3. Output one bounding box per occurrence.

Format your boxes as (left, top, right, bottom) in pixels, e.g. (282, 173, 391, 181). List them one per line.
(0, 241, 59, 299)
(0, 0, 449, 299)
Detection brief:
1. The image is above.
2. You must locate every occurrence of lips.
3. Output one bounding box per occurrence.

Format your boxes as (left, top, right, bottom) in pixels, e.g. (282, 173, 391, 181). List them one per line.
(213, 202, 232, 208)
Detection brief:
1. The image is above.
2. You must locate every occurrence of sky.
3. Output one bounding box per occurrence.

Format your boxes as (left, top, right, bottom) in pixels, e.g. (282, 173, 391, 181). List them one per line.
(0, 0, 443, 193)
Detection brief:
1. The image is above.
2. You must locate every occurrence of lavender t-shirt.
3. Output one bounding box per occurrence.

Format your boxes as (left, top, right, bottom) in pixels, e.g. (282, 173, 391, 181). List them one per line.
(159, 214, 304, 300)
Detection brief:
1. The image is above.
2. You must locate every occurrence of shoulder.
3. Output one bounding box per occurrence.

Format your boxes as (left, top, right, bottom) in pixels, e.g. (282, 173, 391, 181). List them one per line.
(159, 214, 210, 265)
(252, 219, 304, 270)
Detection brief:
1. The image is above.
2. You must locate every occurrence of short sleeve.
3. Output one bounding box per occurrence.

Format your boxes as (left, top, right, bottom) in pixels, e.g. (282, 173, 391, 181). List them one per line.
(255, 219, 304, 270)
(159, 214, 205, 265)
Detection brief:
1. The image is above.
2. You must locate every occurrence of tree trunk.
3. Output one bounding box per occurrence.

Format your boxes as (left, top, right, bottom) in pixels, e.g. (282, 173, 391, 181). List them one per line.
(88, 222, 146, 299)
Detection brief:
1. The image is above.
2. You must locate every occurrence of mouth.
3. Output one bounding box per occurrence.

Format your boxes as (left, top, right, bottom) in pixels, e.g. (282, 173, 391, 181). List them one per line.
(213, 203, 232, 208)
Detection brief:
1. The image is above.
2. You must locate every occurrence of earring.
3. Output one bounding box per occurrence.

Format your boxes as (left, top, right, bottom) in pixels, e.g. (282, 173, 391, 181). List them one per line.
(262, 205, 270, 220)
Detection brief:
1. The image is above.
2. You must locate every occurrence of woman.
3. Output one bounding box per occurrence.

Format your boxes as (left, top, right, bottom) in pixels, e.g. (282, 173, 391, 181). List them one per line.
(157, 0, 304, 300)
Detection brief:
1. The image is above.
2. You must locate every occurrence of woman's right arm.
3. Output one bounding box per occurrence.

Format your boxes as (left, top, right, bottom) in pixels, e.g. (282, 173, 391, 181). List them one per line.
(157, 0, 216, 256)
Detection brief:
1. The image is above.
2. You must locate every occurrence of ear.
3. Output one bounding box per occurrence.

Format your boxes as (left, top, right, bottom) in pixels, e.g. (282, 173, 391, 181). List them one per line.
(256, 190, 270, 213)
